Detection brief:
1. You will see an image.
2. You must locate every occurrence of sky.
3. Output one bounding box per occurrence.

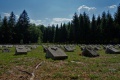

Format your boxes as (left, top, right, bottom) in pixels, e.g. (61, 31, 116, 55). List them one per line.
(0, 0, 119, 26)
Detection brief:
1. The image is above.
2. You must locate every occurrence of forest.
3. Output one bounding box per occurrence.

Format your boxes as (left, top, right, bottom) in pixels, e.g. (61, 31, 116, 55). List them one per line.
(0, 4, 120, 44)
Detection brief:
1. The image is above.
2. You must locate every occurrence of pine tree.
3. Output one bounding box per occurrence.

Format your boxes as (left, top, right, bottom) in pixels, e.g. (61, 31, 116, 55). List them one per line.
(62, 23, 68, 43)
(1, 16, 10, 43)
(114, 4, 120, 25)
(72, 13, 80, 43)
(114, 4, 120, 43)
(8, 12, 16, 43)
(51, 25, 55, 43)
(83, 12, 90, 43)
(55, 24, 59, 43)
(47, 25, 52, 43)
(16, 10, 30, 43)
(106, 11, 114, 43)
(0, 15, 2, 43)
(69, 23, 74, 43)
(79, 14, 84, 43)
(91, 14, 97, 43)
(101, 11, 107, 43)
(0, 15, 2, 27)
(59, 23, 63, 43)
(66, 22, 71, 43)
(96, 15, 102, 43)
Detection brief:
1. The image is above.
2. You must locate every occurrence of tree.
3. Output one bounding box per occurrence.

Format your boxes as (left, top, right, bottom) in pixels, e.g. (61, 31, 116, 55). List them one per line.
(0, 4, 120, 44)
(8, 12, 16, 43)
(69, 23, 74, 43)
(114, 4, 120, 43)
(0, 15, 2, 43)
(59, 23, 63, 43)
(37, 36, 41, 45)
(90, 14, 97, 43)
(0, 15, 2, 27)
(72, 13, 80, 43)
(79, 14, 84, 43)
(114, 4, 120, 25)
(100, 11, 107, 43)
(42, 27, 47, 43)
(106, 11, 114, 43)
(47, 25, 52, 43)
(96, 15, 102, 43)
(66, 22, 72, 43)
(37, 24, 45, 42)
(55, 24, 59, 43)
(51, 25, 55, 42)
(1, 16, 10, 43)
(16, 10, 30, 43)
(61, 23, 68, 43)
(82, 12, 90, 43)
(29, 24, 42, 43)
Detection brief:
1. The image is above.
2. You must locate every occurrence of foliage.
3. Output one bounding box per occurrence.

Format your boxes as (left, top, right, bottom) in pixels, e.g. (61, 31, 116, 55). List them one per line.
(15, 10, 30, 43)
(0, 4, 120, 44)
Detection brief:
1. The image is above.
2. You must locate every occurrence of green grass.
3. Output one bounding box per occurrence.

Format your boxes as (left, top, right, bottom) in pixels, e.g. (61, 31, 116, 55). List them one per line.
(0, 45, 120, 80)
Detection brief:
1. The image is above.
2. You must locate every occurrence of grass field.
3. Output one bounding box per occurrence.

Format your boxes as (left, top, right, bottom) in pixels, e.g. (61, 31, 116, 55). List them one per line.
(0, 45, 120, 80)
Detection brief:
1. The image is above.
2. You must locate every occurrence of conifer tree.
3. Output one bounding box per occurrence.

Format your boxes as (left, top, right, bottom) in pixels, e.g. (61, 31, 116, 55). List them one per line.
(55, 24, 59, 43)
(16, 10, 30, 43)
(72, 13, 79, 43)
(1, 16, 10, 43)
(91, 14, 97, 43)
(8, 12, 16, 43)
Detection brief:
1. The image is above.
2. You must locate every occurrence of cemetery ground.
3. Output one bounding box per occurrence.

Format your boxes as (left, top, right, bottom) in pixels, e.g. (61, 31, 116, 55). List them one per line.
(0, 45, 120, 80)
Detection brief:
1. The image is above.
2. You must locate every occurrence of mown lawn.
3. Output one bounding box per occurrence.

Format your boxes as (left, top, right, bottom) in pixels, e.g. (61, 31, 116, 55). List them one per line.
(0, 45, 120, 80)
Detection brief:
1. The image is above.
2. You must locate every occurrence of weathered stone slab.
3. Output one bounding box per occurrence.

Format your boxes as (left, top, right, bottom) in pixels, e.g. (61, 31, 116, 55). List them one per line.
(46, 47, 68, 60)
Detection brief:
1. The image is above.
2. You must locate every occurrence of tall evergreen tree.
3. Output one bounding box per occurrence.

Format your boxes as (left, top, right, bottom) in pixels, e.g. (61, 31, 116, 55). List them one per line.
(66, 22, 72, 43)
(47, 25, 52, 42)
(114, 4, 120, 43)
(51, 25, 55, 42)
(1, 16, 10, 43)
(8, 12, 16, 43)
(96, 15, 102, 43)
(62, 23, 68, 43)
(55, 24, 59, 43)
(79, 14, 84, 43)
(101, 11, 107, 43)
(69, 23, 74, 43)
(0, 15, 2, 27)
(106, 11, 114, 43)
(83, 12, 90, 43)
(59, 23, 63, 43)
(43, 27, 47, 43)
(0, 15, 2, 43)
(72, 13, 80, 43)
(114, 4, 120, 25)
(91, 14, 97, 43)
(16, 10, 30, 43)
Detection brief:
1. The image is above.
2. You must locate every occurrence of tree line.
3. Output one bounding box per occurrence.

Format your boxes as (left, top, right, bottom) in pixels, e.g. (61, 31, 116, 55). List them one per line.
(42, 4, 120, 44)
(0, 4, 120, 44)
(0, 10, 42, 44)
